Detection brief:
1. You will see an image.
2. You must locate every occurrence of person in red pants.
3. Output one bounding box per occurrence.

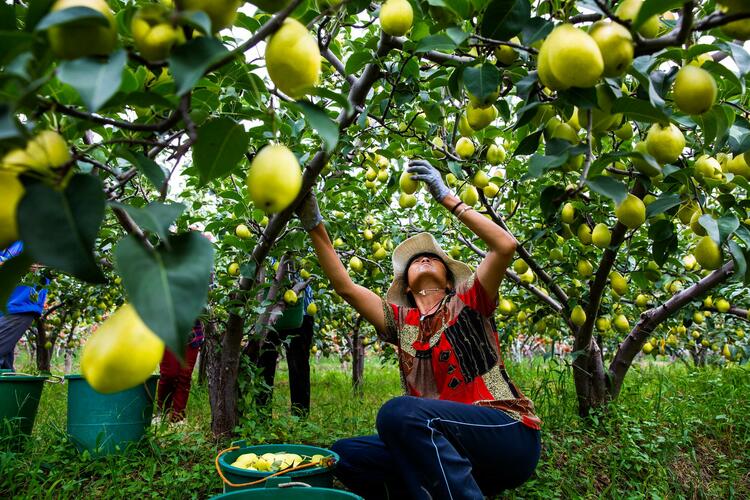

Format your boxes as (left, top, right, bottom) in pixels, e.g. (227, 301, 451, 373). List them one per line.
(157, 320, 204, 422)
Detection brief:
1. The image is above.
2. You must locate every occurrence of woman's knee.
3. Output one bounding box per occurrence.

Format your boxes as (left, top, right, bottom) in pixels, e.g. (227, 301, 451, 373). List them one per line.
(375, 396, 421, 438)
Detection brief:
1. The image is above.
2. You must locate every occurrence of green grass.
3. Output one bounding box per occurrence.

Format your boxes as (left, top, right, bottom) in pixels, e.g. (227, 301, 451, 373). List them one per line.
(2, 353, 749, 499)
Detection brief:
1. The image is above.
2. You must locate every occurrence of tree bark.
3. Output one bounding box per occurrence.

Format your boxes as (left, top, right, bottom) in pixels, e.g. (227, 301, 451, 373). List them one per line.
(206, 316, 243, 437)
(35, 317, 51, 373)
(351, 318, 364, 394)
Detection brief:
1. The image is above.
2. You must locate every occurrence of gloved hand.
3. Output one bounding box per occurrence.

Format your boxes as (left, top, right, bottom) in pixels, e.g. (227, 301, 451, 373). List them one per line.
(295, 192, 324, 231)
(407, 159, 450, 202)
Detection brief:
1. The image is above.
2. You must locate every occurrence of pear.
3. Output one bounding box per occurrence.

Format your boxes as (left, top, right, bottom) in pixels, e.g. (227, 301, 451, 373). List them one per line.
(486, 144, 506, 165)
(494, 37, 520, 65)
(458, 115, 475, 137)
(379, 0, 413, 37)
(472, 170, 490, 189)
(610, 271, 628, 296)
(571, 305, 587, 327)
(589, 21, 634, 77)
(460, 185, 479, 207)
(615, 0, 660, 38)
(546, 24, 604, 88)
(456, 137, 476, 159)
(615, 194, 646, 229)
(613, 314, 630, 333)
(349, 256, 364, 272)
(577, 224, 592, 245)
(577, 259, 594, 278)
(672, 66, 717, 115)
(645, 123, 685, 165)
(399, 171, 419, 194)
(512, 259, 529, 274)
(0, 172, 24, 248)
(592, 223, 611, 248)
(561, 203, 576, 224)
(466, 102, 498, 130)
(247, 144, 302, 214)
(266, 19, 321, 98)
(537, 36, 569, 91)
(694, 236, 723, 270)
(596, 316, 611, 332)
(631, 141, 661, 177)
(48, 0, 117, 59)
(690, 211, 708, 236)
(398, 192, 417, 208)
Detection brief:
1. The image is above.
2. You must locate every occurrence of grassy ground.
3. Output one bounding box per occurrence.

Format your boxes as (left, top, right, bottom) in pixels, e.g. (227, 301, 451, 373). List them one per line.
(1, 352, 749, 499)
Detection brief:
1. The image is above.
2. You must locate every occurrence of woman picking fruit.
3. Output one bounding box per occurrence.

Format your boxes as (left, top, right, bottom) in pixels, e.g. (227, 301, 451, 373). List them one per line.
(296, 160, 541, 499)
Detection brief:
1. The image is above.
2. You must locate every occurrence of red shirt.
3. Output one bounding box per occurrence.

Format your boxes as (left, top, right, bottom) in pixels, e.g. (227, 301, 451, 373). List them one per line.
(382, 274, 541, 430)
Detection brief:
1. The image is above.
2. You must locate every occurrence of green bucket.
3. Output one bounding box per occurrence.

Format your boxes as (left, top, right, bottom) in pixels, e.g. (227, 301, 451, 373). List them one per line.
(275, 299, 304, 330)
(210, 478, 361, 499)
(0, 371, 48, 451)
(65, 374, 158, 456)
(217, 441, 340, 492)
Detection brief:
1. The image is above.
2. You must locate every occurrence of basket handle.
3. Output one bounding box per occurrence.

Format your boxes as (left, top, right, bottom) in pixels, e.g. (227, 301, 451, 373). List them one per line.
(277, 482, 312, 489)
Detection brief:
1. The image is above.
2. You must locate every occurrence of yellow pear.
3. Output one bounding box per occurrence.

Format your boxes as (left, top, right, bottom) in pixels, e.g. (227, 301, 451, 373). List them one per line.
(635, 294, 649, 308)
(398, 192, 417, 208)
(551, 123, 578, 143)
(81, 304, 165, 394)
(349, 256, 364, 272)
(561, 202, 576, 224)
(228, 262, 240, 276)
(589, 21, 633, 77)
(399, 171, 419, 194)
(672, 66, 717, 115)
(571, 305, 587, 327)
(25, 131, 71, 171)
(536, 37, 569, 91)
(719, 1, 750, 40)
(235, 224, 251, 239)
(690, 211, 707, 236)
(512, 259, 529, 274)
(615, 194, 646, 229)
(483, 183, 499, 198)
(577, 259, 594, 278)
(48, 0, 116, 59)
(728, 153, 750, 179)
(615, 121, 634, 140)
(247, 144, 302, 214)
(0, 172, 24, 248)
(466, 102, 498, 130)
(494, 37, 520, 65)
(645, 123, 685, 165)
(616, 0, 660, 38)
(631, 141, 661, 177)
(266, 19, 321, 98)
(546, 24, 604, 88)
(694, 155, 722, 179)
(460, 185, 479, 207)
(642, 341, 654, 354)
(694, 236, 723, 270)
(472, 170, 490, 189)
(613, 314, 630, 333)
(592, 223, 611, 248)
(596, 316, 611, 332)
(577, 224, 592, 245)
(456, 137, 476, 159)
(283, 289, 298, 304)
(715, 298, 731, 313)
(458, 115, 474, 137)
(131, 5, 183, 62)
(610, 271, 628, 296)
(306, 302, 318, 315)
(486, 144, 506, 165)
(379, 0, 413, 37)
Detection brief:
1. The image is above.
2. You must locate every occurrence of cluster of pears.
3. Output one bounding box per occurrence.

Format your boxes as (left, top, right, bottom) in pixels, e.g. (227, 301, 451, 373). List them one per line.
(131, 4, 185, 62)
(230, 451, 329, 472)
(365, 154, 391, 191)
(81, 304, 165, 394)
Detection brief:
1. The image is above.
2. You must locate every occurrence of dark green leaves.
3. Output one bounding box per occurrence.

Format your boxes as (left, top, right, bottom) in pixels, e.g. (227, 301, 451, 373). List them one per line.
(169, 37, 228, 96)
(463, 63, 501, 106)
(110, 202, 186, 242)
(611, 97, 670, 124)
(480, 0, 530, 41)
(115, 232, 214, 360)
(645, 193, 681, 217)
(634, 1, 685, 31)
(193, 117, 250, 185)
(18, 174, 105, 283)
(648, 220, 678, 266)
(585, 176, 628, 204)
(35, 6, 109, 31)
(118, 150, 166, 190)
(291, 101, 339, 152)
(0, 250, 33, 313)
(415, 34, 458, 53)
(57, 50, 126, 112)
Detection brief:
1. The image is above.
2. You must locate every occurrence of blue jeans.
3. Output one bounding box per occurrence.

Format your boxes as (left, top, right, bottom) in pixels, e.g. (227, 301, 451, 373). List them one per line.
(331, 396, 541, 499)
(0, 313, 36, 370)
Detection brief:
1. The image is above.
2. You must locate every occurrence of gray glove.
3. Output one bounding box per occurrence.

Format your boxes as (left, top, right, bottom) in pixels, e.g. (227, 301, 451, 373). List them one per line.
(407, 159, 450, 202)
(296, 192, 323, 231)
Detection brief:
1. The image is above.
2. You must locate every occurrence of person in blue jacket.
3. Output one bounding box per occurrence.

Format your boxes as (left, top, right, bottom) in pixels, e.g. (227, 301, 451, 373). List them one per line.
(0, 242, 47, 370)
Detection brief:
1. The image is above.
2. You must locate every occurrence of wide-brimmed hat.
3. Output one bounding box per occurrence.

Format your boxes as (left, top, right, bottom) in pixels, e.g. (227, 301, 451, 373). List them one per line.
(386, 232, 473, 308)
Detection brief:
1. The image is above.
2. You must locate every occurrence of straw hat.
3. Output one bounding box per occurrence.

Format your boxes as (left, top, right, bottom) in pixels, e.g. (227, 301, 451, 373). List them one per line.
(386, 232, 473, 307)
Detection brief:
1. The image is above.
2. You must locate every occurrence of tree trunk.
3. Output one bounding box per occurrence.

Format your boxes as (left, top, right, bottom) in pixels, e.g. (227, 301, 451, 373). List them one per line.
(206, 315, 244, 437)
(35, 318, 51, 373)
(64, 350, 73, 374)
(352, 328, 365, 394)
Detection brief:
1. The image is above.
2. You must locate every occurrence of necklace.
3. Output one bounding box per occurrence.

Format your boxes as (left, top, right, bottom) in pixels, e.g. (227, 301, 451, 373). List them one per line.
(417, 288, 443, 296)
(419, 293, 447, 321)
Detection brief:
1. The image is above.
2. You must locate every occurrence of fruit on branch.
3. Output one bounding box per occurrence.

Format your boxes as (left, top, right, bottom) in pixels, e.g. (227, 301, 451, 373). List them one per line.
(455, 137, 475, 159)
(635, 294, 649, 308)
(596, 316, 611, 332)
(349, 256, 364, 272)
(460, 185, 479, 207)
(592, 223, 611, 249)
(494, 37, 520, 66)
(615, 121, 634, 140)
(284, 290, 298, 304)
(694, 155, 722, 181)
(177, 0, 242, 32)
(472, 170, 490, 189)
(551, 123, 578, 143)
(589, 21, 634, 77)
(458, 115, 474, 137)
(379, 0, 413, 37)
(483, 183, 499, 198)
(610, 271, 628, 296)
(613, 314, 630, 333)
(728, 153, 750, 179)
(246, 144, 302, 214)
(544, 24, 604, 89)
(642, 341, 653, 354)
(715, 298, 731, 313)
(131, 5, 184, 62)
(466, 102, 498, 131)
(615, 194, 646, 229)
(512, 259, 528, 274)
(235, 224, 251, 239)
(81, 304, 165, 394)
(571, 305, 586, 327)
(306, 302, 317, 315)
(0, 172, 24, 248)
(228, 262, 240, 276)
(399, 171, 418, 194)
(48, 0, 117, 59)
(265, 18, 321, 98)
(690, 211, 708, 236)
(399, 192, 417, 208)
(577, 224, 592, 245)
(536, 36, 569, 91)
(13, 131, 71, 174)
(672, 66, 717, 115)
(577, 259, 594, 278)
(561, 203, 576, 224)
(486, 144, 506, 165)
(694, 236, 723, 270)
(632, 140, 659, 176)
(615, 0, 660, 39)
(645, 123, 685, 165)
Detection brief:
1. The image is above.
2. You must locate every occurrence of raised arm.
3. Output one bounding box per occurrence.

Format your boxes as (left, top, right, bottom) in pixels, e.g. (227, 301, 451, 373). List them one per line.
(296, 194, 387, 335)
(407, 160, 516, 296)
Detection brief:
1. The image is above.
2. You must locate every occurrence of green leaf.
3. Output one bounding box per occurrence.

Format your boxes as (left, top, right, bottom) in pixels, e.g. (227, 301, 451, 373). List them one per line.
(18, 174, 105, 283)
(293, 100, 339, 153)
(717, 214, 740, 244)
(480, 0, 531, 41)
(585, 176, 628, 204)
(35, 6, 109, 31)
(57, 50, 126, 112)
(611, 97, 670, 124)
(527, 153, 568, 177)
(115, 232, 214, 361)
(646, 193, 681, 217)
(25, 0, 55, 32)
(728, 240, 747, 283)
(117, 150, 167, 190)
(415, 34, 458, 53)
(0, 104, 24, 141)
(169, 37, 228, 96)
(0, 250, 33, 314)
(175, 10, 212, 35)
(193, 117, 250, 185)
(110, 202, 186, 242)
(634, 1, 684, 30)
(514, 130, 543, 156)
(463, 63, 501, 106)
(699, 214, 720, 244)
